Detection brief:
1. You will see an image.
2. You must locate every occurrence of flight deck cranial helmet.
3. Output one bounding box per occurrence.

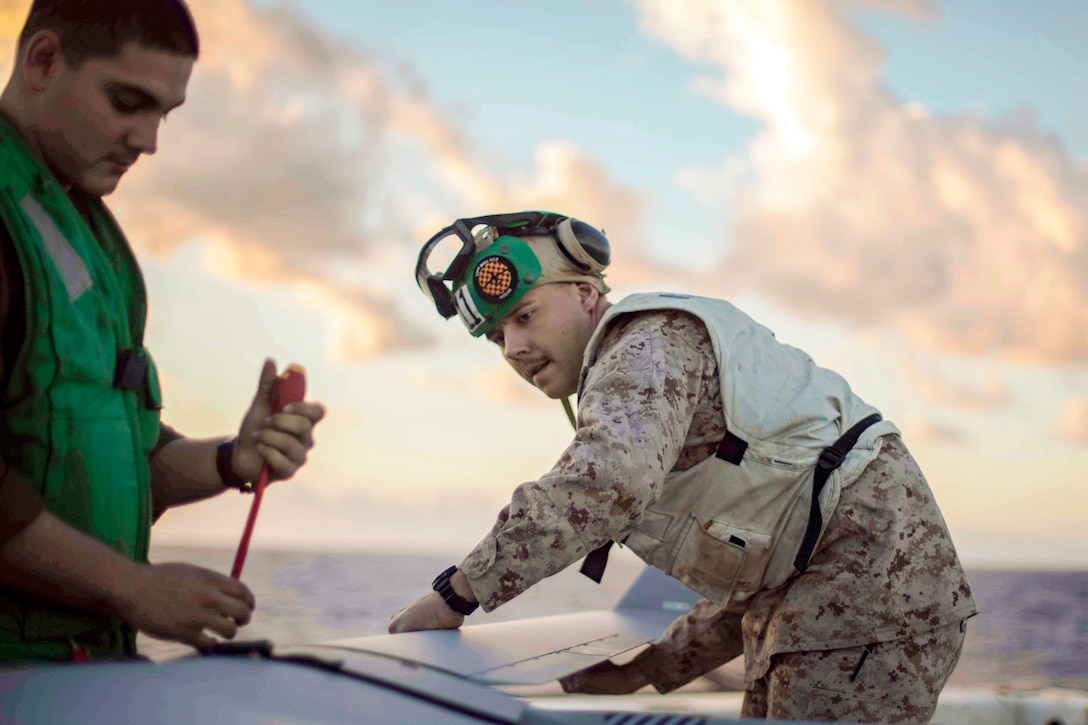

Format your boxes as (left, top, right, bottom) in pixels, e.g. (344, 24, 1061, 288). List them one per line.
(415, 211, 611, 337)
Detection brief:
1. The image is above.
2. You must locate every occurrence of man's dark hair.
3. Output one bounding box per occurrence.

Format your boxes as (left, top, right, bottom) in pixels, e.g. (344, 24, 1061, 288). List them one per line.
(17, 0, 199, 68)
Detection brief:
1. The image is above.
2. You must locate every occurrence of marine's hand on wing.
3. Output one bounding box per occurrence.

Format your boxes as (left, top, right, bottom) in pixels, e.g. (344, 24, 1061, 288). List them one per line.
(388, 591, 465, 634)
(114, 562, 256, 650)
(232, 359, 326, 483)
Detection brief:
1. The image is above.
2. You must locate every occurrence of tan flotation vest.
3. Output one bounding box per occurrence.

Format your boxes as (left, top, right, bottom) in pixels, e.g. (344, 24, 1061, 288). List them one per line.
(580, 293, 899, 604)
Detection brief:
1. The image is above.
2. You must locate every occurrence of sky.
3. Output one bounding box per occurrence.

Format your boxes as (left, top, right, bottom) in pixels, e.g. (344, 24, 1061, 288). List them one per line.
(1, 0, 1086, 568)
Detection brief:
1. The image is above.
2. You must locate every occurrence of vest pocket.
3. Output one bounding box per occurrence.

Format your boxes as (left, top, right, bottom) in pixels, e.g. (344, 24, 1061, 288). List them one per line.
(671, 516, 773, 603)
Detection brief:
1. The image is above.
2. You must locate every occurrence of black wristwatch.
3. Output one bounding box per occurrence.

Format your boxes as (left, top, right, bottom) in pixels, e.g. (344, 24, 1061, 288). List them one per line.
(431, 566, 479, 616)
(216, 438, 253, 493)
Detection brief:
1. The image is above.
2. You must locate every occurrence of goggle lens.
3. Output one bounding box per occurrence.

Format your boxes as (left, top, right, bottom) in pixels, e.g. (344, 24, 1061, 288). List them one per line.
(415, 224, 482, 318)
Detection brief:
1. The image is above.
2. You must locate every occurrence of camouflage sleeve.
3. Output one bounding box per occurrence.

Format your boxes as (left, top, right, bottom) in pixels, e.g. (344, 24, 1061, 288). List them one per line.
(632, 597, 747, 693)
(460, 311, 711, 611)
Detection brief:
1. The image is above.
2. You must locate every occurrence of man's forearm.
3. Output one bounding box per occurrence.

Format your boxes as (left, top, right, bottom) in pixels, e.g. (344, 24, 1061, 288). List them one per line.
(0, 509, 138, 620)
(636, 598, 746, 693)
(0, 464, 46, 546)
(150, 436, 234, 514)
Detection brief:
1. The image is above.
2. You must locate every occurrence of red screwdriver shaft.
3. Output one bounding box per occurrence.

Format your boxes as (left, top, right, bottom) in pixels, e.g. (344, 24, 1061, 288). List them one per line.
(231, 365, 307, 579)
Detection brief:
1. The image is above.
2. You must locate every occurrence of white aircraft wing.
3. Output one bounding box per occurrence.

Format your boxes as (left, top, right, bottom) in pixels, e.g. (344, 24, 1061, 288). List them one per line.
(301, 565, 702, 686)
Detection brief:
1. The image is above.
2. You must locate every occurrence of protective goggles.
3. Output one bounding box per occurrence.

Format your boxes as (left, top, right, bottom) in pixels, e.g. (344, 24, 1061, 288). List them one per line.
(415, 211, 611, 336)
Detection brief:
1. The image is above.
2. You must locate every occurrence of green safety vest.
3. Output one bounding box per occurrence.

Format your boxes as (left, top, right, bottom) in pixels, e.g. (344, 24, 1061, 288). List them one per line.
(0, 116, 163, 661)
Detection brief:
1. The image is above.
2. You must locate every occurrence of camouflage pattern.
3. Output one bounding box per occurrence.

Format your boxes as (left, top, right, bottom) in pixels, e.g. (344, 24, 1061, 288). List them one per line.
(459, 310, 722, 608)
(459, 308, 977, 707)
(633, 433, 977, 696)
(738, 434, 977, 683)
(740, 619, 967, 723)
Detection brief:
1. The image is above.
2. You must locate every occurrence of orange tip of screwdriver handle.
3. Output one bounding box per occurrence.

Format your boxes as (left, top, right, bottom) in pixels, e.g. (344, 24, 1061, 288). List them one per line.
(271, 365, 306, 413)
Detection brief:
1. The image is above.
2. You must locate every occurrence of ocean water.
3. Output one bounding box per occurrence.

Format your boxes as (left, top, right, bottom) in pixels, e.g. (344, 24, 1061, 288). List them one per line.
(138, 545, 1088, 692)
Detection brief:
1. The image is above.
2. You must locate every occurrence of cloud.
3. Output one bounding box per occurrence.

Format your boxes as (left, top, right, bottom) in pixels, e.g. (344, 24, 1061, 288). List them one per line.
(1, 0, 651, 358)
(397, 117, 662, 290)
(412, 363, 551, 408)
(899, 416, 970, 446)
(637, 0, 1088, 364)
(1, 0, 420, 354)
(114, 0, 427, 355)
(1055, 396, 1088, 442)
(899, 358, 1012, 409)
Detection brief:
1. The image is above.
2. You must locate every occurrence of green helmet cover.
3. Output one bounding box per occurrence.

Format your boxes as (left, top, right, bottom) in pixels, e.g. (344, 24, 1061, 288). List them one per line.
(452, 236, 543, 337)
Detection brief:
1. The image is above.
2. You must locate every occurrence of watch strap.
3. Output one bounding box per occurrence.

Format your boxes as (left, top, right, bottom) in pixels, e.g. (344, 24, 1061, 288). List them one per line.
(431, 566, 478, 615)
(216, 438, 253, 493)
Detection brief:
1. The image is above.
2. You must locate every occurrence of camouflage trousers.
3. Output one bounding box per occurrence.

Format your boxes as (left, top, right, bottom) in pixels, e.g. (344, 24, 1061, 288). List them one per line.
(740, 619, 967, 723)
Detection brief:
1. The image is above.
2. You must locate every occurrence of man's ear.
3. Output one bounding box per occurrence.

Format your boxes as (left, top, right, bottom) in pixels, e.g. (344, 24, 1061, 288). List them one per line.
(21, 31, 66, 94)
(575, 282, 599, 313)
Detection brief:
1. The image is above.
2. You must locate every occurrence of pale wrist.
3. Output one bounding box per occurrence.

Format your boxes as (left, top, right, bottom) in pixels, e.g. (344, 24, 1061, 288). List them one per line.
(450, 569, 477, 603)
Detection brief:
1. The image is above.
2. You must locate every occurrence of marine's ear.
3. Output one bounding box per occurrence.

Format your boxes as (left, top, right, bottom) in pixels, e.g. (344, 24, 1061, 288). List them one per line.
(575, 282, 600, 314)
(20, 30, 66, 94)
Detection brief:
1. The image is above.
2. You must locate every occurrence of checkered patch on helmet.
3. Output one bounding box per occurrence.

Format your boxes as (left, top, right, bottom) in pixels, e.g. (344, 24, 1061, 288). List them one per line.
(473, 256, 517, 302)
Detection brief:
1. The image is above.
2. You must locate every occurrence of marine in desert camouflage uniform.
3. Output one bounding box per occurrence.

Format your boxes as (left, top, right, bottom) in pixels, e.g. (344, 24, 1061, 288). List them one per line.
(392, 212, 978, 723)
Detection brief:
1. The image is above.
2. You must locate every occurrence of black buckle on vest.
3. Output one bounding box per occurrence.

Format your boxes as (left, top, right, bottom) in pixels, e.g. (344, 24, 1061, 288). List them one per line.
(817, 446, 846, 470)
(113, 348, 149, 392)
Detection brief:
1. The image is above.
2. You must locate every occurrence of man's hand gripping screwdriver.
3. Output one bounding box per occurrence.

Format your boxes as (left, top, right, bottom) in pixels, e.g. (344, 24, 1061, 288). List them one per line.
(231, 365, 306, 579)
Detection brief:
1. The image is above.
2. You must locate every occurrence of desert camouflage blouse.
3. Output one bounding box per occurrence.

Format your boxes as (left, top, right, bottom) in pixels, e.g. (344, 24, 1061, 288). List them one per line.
(460, 308, 977, 690)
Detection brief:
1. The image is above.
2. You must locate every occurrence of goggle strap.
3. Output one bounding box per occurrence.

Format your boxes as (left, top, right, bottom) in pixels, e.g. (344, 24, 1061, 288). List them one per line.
(426, 276, 457, 318)
(555, 233, 592, 271)
(484, 211, 565, 238)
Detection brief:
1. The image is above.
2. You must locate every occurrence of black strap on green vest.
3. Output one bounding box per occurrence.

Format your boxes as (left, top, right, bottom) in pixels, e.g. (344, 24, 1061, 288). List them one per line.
(113, 348, 148, 392)
(793, 413, 883, 574)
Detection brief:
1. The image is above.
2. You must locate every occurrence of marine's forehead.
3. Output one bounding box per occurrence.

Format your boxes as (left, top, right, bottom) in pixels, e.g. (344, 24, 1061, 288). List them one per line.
(85, 41, 194, 110)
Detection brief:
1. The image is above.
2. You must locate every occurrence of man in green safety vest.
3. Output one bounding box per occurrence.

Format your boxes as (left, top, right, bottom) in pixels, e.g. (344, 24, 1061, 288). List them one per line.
(0, 0, 326, 662)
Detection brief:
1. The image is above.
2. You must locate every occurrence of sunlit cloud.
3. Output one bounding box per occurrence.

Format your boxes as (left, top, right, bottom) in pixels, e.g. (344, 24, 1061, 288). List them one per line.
(899, 358, 1013, 409)
(412, 364, 550, 408)
(899, 416, 970, 446)
(0, 0, 652, 359)
(402, 131, 663, 291)
(1055, 396, 1088, 442)
(637, 0, 1088, 364)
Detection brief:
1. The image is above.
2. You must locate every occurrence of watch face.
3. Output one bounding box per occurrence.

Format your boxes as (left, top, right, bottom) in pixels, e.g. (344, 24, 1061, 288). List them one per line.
(432, 566, 458, 591)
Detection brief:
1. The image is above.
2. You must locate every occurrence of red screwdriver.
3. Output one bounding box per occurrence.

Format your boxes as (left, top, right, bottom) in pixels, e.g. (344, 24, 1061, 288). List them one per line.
(231, 364, 307, 579)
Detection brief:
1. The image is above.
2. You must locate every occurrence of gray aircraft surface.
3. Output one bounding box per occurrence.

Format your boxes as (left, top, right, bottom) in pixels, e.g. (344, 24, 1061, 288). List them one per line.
(0, 567, 805, 725)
